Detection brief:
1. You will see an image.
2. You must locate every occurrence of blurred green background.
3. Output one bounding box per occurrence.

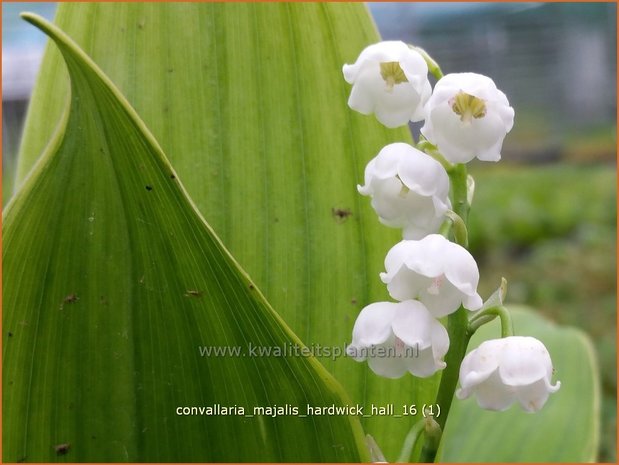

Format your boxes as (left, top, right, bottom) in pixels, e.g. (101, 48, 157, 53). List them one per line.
(468, 164, 616, 461)
(3, 2, 616, 461)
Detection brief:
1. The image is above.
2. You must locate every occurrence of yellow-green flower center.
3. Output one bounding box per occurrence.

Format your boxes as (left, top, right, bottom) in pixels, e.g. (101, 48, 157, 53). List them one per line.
(380, 61, 408, 91)
(450, 91, 487, 123)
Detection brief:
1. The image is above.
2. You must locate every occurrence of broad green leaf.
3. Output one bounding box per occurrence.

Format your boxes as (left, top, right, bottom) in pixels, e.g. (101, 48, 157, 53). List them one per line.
(3, 14, 370, 462)
(440, 307, 600, 462)
(14, 3, 438, 460)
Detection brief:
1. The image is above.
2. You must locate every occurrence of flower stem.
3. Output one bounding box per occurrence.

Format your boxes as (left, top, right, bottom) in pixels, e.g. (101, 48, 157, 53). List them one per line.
(438, 219, 452, 238)
(468, 305, 514, 338)
(396, 419, 426, 463)
(417, 140, 453, 172)
(421, 306, 471, 463)
(419, 163, 472, 462)
(448, 163, 470, 222)
(418, 410, 443, 462)
(444, 210, 468, 247)
(409, 45, 444, 80)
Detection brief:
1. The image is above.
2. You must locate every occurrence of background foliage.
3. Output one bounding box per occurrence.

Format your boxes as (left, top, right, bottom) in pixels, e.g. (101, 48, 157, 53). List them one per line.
(469, 163, 616, 461)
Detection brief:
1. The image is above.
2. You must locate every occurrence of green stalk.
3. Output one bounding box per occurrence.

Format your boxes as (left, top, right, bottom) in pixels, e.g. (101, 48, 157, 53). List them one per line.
(444, 210, 468, 247)
(396, 419, 426, 463)
(419, 306, 471, 463)
(410, 45, 444, 80)
(448, 163, 470, 222)
(419, 414, 443, 462)
(419, 163, 472, 462)
(420, 305, 514, 463)
(468, 306, 514, 338)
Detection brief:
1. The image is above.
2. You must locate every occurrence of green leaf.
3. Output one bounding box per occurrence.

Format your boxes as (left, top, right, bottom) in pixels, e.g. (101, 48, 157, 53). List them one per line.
(439, 307, 600, 462)
(14, 3, 438, 460)
(3, 13, 370, 462)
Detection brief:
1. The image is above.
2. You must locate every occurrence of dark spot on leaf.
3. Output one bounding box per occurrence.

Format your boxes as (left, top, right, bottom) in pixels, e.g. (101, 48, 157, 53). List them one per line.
(167, 68, 174, 73)
(351, 298, 357, 305)
(64, 294, 79, 303)
(91, 435, 96, 440)
(17, 456, 26, 463)
(61, 294, 79, 309)
(137, 19, 145, 29)
(274, 217, 279, 223)
(145, 185, 153, 191)
(54, 443, 70, 455)
(185, 290, 202, 298)
(170, 174, 176, 180)
(8, 331, 13, 337)
(249, 284, 255, 290)
(332, 207, 352, 223)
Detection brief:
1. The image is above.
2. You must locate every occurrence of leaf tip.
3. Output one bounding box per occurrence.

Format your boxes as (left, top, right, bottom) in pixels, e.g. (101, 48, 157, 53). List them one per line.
(20, 11, 40, 25)
(20, 12, 55, 38)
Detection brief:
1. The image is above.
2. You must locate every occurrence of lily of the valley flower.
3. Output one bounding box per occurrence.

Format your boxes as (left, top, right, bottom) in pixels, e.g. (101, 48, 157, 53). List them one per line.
(380, 234, 483, 317)
(358, 143, 451, 239)
(343, 41, 432, 128)
(420, 72, 514, 163)
(347, 300, 449, 378)
(457, 336, 560, 412)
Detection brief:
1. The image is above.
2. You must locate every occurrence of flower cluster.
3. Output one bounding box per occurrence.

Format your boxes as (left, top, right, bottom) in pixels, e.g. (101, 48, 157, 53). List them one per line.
(344, 42, 514, 164)
(346, 234, 480, 378)
(343, 41, 559, 413)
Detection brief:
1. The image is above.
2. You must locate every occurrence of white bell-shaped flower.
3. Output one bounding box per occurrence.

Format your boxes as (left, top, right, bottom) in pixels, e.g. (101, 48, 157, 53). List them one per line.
(457, 336, 561, 412)
(343, 41, 432, 128)
(347, 300, 449, 378)
(358, 143, 451, 240)
(420, 72, 514, 163)
(380, 234, 483, 317)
